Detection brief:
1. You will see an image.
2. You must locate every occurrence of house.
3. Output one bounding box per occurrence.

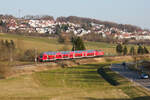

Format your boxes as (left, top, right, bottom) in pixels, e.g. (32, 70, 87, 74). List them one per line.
(135, 34, 150, 40)
(36, 28, 47, 34)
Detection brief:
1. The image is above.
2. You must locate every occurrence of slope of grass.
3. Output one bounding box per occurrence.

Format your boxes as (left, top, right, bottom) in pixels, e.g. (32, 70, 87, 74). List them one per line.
(0, 33, 117, 54)
(1, 33, 150, 55)
(0, 33, 65, 52)
(0, 62, 150, 100)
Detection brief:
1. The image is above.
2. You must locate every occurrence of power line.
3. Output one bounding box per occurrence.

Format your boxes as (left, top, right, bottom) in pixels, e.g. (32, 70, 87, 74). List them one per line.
(18, 9, 21, 18)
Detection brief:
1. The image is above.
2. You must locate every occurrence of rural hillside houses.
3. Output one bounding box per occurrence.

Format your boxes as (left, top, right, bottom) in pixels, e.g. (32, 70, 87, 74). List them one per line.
(0, 15, 150, 40)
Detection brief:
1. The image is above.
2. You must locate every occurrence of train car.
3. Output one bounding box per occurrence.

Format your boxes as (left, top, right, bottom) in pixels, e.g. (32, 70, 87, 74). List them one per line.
(61, 51, 70, 59)
(38, 50, 104, 62)
(95, 50, 104, 56)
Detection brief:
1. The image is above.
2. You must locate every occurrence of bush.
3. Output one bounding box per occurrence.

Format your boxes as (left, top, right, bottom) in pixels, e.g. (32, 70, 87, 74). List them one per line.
(123, 46, 128, 55)
(137, 45, 144, 54)
(20, 49, 35, 61)
(116, 44, 123, 55)
(143, 46, 149, 54)
(98, 67, 119, 86)
(130, 46, 135, 55)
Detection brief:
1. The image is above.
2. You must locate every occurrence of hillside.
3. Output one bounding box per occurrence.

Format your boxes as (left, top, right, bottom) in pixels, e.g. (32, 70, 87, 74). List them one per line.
(0, 60, 150, 100)
(1, 15, 150, 43)
(0, 33, 118, 68)
(57, 16, 142, 32)
(0, 33, 150, 59)
(0, 33, 117, 54)
(0, 33, 150, 100)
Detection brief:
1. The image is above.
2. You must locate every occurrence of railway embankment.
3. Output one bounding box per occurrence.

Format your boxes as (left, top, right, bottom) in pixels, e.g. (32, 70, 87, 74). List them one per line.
(3, 55, 150, 78)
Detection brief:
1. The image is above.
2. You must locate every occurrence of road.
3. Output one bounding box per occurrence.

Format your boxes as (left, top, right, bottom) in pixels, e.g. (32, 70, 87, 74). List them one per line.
(111, 63, 150, 91)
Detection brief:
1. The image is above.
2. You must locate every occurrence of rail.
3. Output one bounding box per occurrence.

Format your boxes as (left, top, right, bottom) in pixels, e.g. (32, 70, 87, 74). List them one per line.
(14, 54, 126, 68)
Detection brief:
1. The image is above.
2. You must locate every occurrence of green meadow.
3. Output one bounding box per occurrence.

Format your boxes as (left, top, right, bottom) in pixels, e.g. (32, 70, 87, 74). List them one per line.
(0, 62, 150, 100)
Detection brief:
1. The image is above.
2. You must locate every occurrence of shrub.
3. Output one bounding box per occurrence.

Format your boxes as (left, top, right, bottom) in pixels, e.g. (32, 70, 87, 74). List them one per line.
(98, 67, 119, 86)
(20, 49, 35, 61)
(130, 46, 135, 55)
(123, 46, 128, 55)
(137, 45, 144, 54)
(143, 46, 149, 54)
(116, 44, 123, 55)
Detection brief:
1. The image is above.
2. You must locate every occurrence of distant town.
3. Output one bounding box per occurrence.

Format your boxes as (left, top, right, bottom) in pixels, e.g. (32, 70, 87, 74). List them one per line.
(0, 15, 150, 41)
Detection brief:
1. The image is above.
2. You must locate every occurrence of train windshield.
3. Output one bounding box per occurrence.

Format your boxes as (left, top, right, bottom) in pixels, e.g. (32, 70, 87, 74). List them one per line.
(39, 53, 44, 58)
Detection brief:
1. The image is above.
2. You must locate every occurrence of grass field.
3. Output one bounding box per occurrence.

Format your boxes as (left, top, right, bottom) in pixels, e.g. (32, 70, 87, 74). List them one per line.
(0, 33, 117, 54)
(0, 33, 150, 100)
(0, 62, 150, 100)
(1, 33, 150, 55)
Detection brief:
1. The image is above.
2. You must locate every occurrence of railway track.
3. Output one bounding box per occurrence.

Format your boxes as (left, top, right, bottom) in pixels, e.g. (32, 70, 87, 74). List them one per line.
(14, 53, 150, 69)
(14, 55, 124, 69)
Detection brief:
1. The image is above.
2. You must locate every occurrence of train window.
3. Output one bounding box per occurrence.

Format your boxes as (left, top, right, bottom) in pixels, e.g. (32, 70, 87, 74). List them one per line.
(56, 55, 61, 57)
(44, 56, 47, 59)
(63, 55, 68, 58)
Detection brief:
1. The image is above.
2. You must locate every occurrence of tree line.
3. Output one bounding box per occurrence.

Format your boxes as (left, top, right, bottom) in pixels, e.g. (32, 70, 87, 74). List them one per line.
(56, 16, 142, 32)
(116, 44, 149, 55)
(0, 39, 37, 62)
(0, 14, 143, 33)
(0, 40, 15, 61)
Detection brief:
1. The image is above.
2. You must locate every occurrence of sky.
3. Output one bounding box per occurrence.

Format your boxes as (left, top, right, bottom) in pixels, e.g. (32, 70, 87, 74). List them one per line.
(0, 0, 150, 29)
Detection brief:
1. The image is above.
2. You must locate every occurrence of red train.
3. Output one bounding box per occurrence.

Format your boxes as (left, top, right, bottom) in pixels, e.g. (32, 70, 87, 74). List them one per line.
(38, 50, 104, 62)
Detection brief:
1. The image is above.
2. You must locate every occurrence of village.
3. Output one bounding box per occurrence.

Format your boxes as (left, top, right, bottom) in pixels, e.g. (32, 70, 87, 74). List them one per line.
(1, 16, 150, 40)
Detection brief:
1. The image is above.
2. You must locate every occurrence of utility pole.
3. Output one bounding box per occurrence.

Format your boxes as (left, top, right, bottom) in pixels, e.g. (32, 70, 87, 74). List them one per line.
(35, 48, 38, 64)
(18, 9, 21, 18)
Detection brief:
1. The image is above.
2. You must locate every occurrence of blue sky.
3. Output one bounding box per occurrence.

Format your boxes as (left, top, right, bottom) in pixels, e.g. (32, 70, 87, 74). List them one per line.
(0, 0, 150, 29)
